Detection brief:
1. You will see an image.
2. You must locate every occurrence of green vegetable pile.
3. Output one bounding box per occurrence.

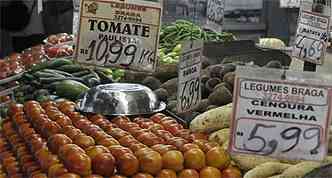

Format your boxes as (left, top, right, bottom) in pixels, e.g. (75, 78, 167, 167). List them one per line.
(158, 20, 235, 64)
(16, 58, 125, 103)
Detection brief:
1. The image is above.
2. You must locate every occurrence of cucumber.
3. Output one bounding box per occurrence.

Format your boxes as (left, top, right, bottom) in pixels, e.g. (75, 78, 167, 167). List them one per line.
(55, 80, 90, 101)
(47, 58, 73, 69)
(39, 77, 86, 85)
(39, 77, 67, 85)
(36, 95, 51, 103)
(42, 69, 73, 77)
(82, 69, 100, 81)
(95, 70, 113, 84)
(30, 61, 49, 72)
(72, 70, 91, 77)
(89, 69, 101, 80)
(45, 82, 60, 91)
(22, 73, 36, 81)
(95, 67, 113, 76)
(82, 70, 101, 87)
(57, 64, 84, 73)
(34, 71, 65, 78)
(81, 73, 96, 80)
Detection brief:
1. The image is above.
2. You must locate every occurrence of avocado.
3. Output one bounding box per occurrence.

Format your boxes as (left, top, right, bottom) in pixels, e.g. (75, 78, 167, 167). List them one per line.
(205, 77, 222, 93)
(160, 78, 178, 95)
(193, 99, 210, 113)
(208, 85, 233, 106)
(142, 76, 162, 90)
(154, 88, 169, 102)
(223, 72, 235, 90)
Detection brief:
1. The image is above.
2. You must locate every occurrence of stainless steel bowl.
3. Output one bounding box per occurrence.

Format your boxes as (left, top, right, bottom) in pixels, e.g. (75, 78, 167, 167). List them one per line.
(77, 83, 166, 116)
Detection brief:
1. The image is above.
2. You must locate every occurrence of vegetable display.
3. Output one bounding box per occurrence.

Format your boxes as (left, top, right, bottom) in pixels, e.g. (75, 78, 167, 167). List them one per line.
(16, 58, 124, 103)
(159, 20, 235, 64)
(0, 21, 329, 178)
(189, 103, 332, 178)
(159, 20, 235, 54)
(0, 101, 242, 178)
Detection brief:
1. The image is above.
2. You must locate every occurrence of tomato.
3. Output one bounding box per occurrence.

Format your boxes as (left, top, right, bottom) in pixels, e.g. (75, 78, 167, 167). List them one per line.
(190, 133, 209, 141)
(139, 121, 155, 129)
(150, 113, 166, 123)
(46, 47, 59, 58)
(161, 119, 178, 127)
(65, 47, 74, 55)
(9, 103, 24, 115)
(47, 35, 58, 44)
(164, 124, 183, 135)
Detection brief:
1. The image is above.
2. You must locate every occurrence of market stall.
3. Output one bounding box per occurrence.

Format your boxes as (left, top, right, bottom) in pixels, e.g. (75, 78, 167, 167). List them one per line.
(0, 0, 332, 178)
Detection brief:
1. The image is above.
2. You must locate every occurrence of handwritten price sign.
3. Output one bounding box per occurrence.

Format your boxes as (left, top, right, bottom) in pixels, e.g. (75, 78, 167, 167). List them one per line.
(75, 0, 162, 72)
(229, 67, 332, 161)
(177, 41, 202, 113)
(280, 0, 300, 8)
(292, 10, 330, 64)
(235, 119, 322, 156)
(205, 0, 225, 32)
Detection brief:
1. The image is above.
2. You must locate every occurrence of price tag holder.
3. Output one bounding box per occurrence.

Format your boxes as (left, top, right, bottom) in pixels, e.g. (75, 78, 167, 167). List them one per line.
(280, 0, 300, 8)
(177, 41, 202, 113)
(292, 2, 331, 65)
(75, 0, 162, 72)
(205, 0, 225, 32)
(229, 66, 332, 161)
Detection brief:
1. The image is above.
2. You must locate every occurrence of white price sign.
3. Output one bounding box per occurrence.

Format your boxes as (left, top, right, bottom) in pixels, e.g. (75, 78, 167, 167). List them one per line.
(280, 0, 300, 8)
(75, 0, 162, 72)
(177, 41, 202, 113)
(292, 10, 330, 64)
(206, 0, 225, 32)
(229, 67, 332, 161)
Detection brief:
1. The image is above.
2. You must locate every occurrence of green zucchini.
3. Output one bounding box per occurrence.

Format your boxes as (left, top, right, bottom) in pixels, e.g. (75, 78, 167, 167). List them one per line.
(39, 77, 67, 85)
(57, 64, 84, 73)
(30, 61, 49, 72)
(39, 76, 86, 85)
(47, 58, 73, 69)
(95, 70, 113, 84)
(22, 73, 36, 81)
(55, 80, 90, 101)
(72, 70, 91, 77)
(34, 71, 65, 78)
(42, 69, 73, 77)
(81, 73, 96, 81)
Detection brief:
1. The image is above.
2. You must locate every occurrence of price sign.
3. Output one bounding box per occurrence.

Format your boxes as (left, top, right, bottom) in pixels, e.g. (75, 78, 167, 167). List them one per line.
(177, 41, 202, 113)
(292, 10, 330, 64)
(205, 0, 225, 32)
(229, 67, 332, 161)
(75, 0, 162, 72)
(280, 0, 300, 8)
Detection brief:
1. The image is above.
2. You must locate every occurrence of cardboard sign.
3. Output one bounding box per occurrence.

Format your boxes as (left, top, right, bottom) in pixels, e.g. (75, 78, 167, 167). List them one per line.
(292, 9, 330, 64)
(280, 0, 300, 8)
(177, 41, 202, 113)
(75, 0, 162, 72)
(205, 0, 225, 32)
(229, 66, 332, 161)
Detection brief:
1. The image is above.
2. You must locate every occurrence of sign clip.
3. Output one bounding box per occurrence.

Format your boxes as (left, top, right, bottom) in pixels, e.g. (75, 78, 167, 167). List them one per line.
(281, 66, 289, 80)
